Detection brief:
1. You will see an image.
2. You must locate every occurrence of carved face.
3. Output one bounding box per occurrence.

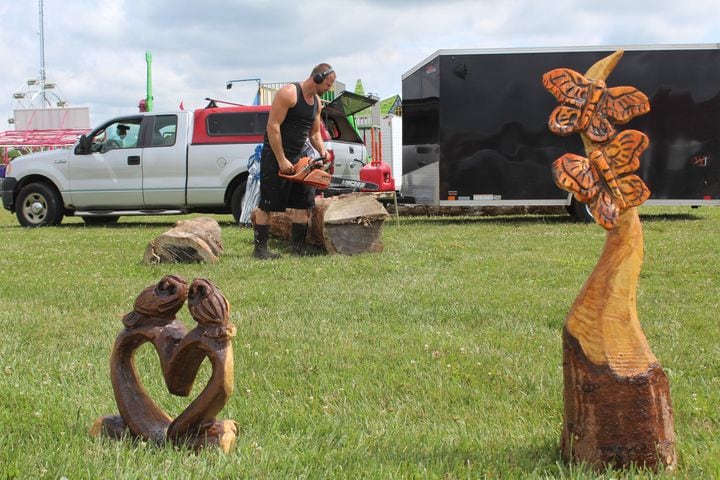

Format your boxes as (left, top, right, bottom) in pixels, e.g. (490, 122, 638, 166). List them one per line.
(132, 275, 189, 319)
(188, 278, 230, 327)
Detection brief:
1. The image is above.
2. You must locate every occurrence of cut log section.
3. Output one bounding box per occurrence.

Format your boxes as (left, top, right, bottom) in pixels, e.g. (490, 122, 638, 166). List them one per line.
(257, 192, 389, 255)
(144, 216, 224, 264)
(561, 208, 676, 471)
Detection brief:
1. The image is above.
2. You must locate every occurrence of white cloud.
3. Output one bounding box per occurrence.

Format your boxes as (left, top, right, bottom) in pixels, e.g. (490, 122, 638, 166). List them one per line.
(1, 0, 718, 126)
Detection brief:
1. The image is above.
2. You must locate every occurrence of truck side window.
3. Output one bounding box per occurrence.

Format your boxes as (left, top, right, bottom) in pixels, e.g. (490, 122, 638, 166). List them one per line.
(207, 112, 269, 136)
(92, 121, 140, 152)
(150, 115, 178, 147)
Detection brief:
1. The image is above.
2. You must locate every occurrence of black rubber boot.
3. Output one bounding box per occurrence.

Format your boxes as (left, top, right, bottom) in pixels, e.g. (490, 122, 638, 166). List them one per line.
(290, 223, 320, 257)
(291, 222, 310, 256)
(253, 224, 280, 259)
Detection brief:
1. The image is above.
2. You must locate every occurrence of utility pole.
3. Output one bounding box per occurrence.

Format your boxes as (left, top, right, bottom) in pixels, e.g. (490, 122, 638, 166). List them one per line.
(38, 0, 47, 107)
(145, 51, 153, 112)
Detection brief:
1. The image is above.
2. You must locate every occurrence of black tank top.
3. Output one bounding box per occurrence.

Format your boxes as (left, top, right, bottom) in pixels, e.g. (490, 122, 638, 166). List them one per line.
(267, 83, 318, 161)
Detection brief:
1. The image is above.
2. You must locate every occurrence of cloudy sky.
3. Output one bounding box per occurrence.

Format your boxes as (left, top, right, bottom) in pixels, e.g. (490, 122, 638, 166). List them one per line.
(1, 0, 718, 127)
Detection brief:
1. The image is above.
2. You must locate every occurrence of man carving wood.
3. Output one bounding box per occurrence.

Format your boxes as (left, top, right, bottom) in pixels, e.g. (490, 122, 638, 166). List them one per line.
(253, 63, 336, 259)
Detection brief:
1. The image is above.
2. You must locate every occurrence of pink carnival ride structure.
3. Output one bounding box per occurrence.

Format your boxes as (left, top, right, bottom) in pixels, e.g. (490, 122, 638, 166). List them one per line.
(0, 128, 90, 166)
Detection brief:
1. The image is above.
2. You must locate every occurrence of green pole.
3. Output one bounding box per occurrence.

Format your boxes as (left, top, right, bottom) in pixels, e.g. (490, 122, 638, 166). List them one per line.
(145, 51, 153, 112)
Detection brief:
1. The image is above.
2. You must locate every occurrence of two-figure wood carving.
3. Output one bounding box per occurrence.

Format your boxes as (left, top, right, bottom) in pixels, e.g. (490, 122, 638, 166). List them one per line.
(543, 50, 676, 471)
(89, 275, 238, 453)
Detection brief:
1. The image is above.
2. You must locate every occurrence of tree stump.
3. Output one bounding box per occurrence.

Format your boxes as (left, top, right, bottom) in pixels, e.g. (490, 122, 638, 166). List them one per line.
(257, 192, 389, 254)
(144, 216, 223, 264)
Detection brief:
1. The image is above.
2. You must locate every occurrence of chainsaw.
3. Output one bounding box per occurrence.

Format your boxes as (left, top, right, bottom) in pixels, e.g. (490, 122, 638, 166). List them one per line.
(278, 156, 379, 191)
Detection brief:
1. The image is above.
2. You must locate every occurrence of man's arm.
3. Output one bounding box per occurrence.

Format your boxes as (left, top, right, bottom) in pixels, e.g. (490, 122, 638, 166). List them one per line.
(266, 84, 296, 174)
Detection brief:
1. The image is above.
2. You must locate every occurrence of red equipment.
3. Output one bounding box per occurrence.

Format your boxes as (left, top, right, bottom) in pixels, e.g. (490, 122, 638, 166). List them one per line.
(360, 128, 395, 192)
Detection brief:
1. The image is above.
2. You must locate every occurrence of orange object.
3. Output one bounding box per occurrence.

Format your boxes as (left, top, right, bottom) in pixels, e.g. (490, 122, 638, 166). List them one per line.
(542, 67, 650, 144)
(552, 129, 650, 230)
(278, 156, 331, 189)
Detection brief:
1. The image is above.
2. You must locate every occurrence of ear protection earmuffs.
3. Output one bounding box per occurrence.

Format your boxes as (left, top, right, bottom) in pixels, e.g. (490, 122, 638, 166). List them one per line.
(313, 67, 334, 84)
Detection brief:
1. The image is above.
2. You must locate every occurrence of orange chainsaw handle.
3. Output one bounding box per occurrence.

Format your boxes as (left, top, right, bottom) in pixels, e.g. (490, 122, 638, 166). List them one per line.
(278, 157, 331, 189)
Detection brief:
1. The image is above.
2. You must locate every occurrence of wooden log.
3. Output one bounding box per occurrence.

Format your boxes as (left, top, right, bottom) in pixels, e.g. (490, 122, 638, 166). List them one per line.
(257, 192, 389, 255)
(144, 216, 223, 264)
(561, 208, 676, 471)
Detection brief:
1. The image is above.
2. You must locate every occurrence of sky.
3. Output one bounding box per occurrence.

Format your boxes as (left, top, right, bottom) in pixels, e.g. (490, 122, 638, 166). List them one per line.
(1, 0, 718, 127)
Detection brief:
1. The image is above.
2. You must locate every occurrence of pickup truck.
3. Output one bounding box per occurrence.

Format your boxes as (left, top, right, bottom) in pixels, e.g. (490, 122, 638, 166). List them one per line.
(1, 93, 375, 227)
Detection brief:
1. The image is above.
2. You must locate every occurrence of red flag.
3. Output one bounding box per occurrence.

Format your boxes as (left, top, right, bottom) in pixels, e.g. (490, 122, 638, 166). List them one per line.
(179, 101, 184, 110)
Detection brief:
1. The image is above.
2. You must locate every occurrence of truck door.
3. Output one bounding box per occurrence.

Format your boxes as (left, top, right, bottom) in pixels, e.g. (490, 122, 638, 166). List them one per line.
(140, 114, 186, 206)
(67, 119, 143, 208)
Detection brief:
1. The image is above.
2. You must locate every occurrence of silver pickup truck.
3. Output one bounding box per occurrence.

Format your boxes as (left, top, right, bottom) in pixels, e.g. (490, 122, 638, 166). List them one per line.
(2, 93, 374, 227)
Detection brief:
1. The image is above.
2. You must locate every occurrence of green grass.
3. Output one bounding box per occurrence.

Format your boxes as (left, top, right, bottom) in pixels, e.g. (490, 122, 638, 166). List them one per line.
(0, 206, 718, 479)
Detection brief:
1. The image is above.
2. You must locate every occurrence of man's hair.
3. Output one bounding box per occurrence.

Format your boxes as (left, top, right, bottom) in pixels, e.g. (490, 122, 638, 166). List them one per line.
(311, 63, 333, 77)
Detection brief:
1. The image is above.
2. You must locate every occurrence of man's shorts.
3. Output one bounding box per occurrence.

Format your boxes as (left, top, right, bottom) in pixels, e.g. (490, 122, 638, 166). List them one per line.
(258, 148, 316, 212)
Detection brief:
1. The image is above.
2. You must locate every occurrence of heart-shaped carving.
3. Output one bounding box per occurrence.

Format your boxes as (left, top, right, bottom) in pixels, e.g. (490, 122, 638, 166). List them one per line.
(90, 275, 237, 452)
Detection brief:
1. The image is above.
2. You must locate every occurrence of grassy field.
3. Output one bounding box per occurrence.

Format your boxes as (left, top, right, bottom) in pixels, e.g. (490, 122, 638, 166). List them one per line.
(0, 205, 718, 479)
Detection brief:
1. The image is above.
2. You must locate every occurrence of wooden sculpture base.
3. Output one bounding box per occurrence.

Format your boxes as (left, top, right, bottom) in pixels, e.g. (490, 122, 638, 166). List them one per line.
(562, 331, 676, 469)
(561, 209, 676, 471)
(90, 415, 238, 452)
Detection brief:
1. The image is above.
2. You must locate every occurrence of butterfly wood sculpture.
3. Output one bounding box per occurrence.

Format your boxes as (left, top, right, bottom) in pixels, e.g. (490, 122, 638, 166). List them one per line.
(544, 50, 676, 473)
(552, 129, 651, 230)
(542, 68, 650, 143)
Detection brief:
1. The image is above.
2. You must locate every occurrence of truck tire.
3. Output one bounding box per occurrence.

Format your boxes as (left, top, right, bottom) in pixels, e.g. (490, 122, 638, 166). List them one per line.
(570, 198, 594, 223)
(15, 182, 64, 227)
(230, 180, 248, 223)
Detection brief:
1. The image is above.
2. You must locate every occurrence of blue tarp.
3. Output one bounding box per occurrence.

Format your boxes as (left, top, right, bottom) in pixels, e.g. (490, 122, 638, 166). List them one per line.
(238, 144, 263, 225)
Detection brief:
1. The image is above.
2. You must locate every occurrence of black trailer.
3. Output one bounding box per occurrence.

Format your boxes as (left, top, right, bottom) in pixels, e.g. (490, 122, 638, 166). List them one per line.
(401, 44, 720, 218)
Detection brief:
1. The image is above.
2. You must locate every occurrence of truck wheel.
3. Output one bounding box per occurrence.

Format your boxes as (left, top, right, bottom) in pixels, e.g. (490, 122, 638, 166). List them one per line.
(570, 198, 594, 223)
(230, 180, 248, 223)
(82, 215, 120, 225)
(15, 182, 64, 227)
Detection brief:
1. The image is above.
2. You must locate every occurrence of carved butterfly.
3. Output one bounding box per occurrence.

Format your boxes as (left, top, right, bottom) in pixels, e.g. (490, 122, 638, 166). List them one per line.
(542, 68, 650, 143)
(552, 129, 651, 230)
